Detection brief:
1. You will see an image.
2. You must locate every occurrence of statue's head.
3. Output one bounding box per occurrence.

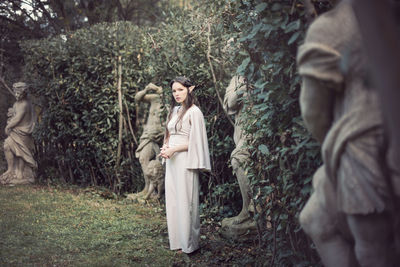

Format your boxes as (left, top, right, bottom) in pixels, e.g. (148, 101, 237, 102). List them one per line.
(13, 82, 28, 100)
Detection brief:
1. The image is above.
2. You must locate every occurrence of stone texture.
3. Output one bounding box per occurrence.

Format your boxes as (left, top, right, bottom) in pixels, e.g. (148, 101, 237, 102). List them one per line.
(297, 2, 400, 266)
(220, 76, 257, 238)
(0, 82, 36, 185)
(134, 83, 164, 197)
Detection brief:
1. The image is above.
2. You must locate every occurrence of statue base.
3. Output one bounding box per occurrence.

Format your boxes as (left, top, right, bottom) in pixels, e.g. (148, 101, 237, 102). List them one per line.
(220, 217, 258, 240)
(0, 171, 35, 185)
(126, 192, 143, 202)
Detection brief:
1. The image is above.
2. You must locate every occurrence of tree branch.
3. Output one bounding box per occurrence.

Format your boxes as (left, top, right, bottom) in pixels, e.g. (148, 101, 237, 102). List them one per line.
(0, 76, 15, 97)
(206, 22, 235, 127)
(124, 99, 138, 145)
(116, 55, 123, 168)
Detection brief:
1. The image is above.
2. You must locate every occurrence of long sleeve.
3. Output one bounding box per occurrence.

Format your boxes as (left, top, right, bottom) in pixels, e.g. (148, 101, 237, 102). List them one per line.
(186, 107, 211, 172)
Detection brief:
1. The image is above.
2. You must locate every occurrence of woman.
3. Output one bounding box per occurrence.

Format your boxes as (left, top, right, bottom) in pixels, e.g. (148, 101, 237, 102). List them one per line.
(160, 76, 211, 254)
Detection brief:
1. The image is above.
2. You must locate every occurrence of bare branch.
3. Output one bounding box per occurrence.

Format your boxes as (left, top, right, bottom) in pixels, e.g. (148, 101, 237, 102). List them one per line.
(206, 22, 235, 127)
(0, 76, 15, 97)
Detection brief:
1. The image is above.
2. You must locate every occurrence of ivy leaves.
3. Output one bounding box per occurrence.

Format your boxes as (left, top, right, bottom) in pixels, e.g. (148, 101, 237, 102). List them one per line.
(231, 0, 322, 264)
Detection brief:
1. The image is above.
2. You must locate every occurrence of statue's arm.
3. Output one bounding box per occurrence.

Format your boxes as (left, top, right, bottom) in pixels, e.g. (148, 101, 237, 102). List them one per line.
(7, 108, 13, 117)
(225, 89, 239, 111)
(135, 88, 148, 102)
(142, 94, 160, 102)
(224, 77, 246, 113)
(135, 83, 162, 103)
(6, 101, 28, 130)
(224, 85, 239, 114)
(300, 77, 334, 143)
(135, 92, 160, 103)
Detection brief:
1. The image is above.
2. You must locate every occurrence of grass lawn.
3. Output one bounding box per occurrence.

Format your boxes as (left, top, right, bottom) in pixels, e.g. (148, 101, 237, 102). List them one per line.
(0, 185, 261, 266)
(0, 185, 186, 266)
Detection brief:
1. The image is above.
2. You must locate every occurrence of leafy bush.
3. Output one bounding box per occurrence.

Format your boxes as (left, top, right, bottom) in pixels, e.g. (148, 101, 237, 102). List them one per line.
(21, 22, 146, 192)
(228, 0, 331, 265)
(21, 6, 237, 204)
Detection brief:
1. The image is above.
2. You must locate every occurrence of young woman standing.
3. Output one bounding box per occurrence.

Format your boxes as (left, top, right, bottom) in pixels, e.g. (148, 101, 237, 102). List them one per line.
(160, 76, 211, 254)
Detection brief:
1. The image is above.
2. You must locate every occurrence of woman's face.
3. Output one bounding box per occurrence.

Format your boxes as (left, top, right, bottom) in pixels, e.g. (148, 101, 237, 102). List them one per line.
(171, 82, 188, 105)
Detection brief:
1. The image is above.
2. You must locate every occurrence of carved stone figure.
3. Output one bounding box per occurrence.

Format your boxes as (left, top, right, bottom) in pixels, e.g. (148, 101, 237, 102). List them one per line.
(135, 83, 164, 196)
(297, 1, 400, 266)
(221, 76, 257, 239)
(143, 159, 164, 200)
(0, 82, 37, 185)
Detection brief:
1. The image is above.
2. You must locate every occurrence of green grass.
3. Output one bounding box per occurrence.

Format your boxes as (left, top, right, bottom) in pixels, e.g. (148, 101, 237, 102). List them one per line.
(0, 185, 185, 266)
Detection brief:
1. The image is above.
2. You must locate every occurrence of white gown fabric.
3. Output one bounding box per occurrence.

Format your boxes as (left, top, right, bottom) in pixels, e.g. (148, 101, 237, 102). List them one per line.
(165, 105, 211, 253)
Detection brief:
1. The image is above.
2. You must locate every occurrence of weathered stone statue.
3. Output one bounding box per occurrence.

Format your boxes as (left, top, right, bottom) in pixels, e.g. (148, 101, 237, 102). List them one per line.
(143, 159, 164, 200)
(0, 82, 37, 185)
(221, 76, 257, 239)
(135, 83, 164, 197)
(297, 1, 400, 266)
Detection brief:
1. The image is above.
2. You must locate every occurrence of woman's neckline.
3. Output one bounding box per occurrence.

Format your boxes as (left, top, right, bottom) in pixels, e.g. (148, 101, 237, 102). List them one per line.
(176, 104, 195, 110)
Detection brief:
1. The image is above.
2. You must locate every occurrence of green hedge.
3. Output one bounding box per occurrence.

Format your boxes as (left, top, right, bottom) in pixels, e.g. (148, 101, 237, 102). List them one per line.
(21, 22, 146, 192)
(21, 8, 236, 200)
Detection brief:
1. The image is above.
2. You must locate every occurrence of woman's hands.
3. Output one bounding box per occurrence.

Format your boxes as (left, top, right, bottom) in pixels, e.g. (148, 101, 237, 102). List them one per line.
(159, 144, 176, 159)
(159, 143, 188, 159)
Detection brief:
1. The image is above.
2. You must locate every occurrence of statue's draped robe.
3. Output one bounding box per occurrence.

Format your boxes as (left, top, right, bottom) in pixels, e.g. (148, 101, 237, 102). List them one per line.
(135, 121, 164, 158)
(297, 2, 398, 214)
(223, 76, 250, 164)
(165, 105, 211, 253)
(5, 101, 37, 170)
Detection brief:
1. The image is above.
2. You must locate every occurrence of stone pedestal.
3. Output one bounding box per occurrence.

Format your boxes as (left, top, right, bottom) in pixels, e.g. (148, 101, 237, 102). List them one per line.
(220, 217, 258, 240)
(0, 169, 35, 185)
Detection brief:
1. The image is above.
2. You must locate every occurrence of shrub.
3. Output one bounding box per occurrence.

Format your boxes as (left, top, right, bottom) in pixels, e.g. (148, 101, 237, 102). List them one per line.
(229, 0, 331, 264)
(21, 7, 236, 203)
(21, 22, 146, 192)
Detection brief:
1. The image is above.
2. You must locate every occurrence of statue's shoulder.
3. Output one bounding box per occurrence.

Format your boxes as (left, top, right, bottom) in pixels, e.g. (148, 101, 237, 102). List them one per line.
(15, 99, 30, 109)
(305, 3, 354, 46)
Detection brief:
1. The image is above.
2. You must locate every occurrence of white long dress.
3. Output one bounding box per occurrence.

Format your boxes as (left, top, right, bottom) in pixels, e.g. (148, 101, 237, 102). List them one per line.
(165, 105, 211, 253)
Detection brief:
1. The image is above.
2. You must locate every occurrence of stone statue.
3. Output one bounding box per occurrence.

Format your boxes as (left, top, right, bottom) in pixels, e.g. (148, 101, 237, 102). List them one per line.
(1, 82, 37, 185)
(143, 159, 164, 200)
(220, 76, 257, 239)
(135, 83, 164, 197)
(297, 1, 400, 266)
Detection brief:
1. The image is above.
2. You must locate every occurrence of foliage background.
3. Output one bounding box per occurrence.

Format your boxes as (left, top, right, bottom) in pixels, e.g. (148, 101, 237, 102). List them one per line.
(229, 1, 330, 264)
(21, 2, 236, 200)
(15, 0, 335, 264)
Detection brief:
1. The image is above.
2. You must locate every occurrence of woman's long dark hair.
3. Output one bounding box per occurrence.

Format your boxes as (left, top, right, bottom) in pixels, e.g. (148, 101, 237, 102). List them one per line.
(164, 76, 198, 141)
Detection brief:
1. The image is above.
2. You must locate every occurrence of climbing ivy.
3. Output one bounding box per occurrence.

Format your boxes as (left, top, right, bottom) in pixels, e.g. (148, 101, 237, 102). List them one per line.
(229, 0, 331, 265)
